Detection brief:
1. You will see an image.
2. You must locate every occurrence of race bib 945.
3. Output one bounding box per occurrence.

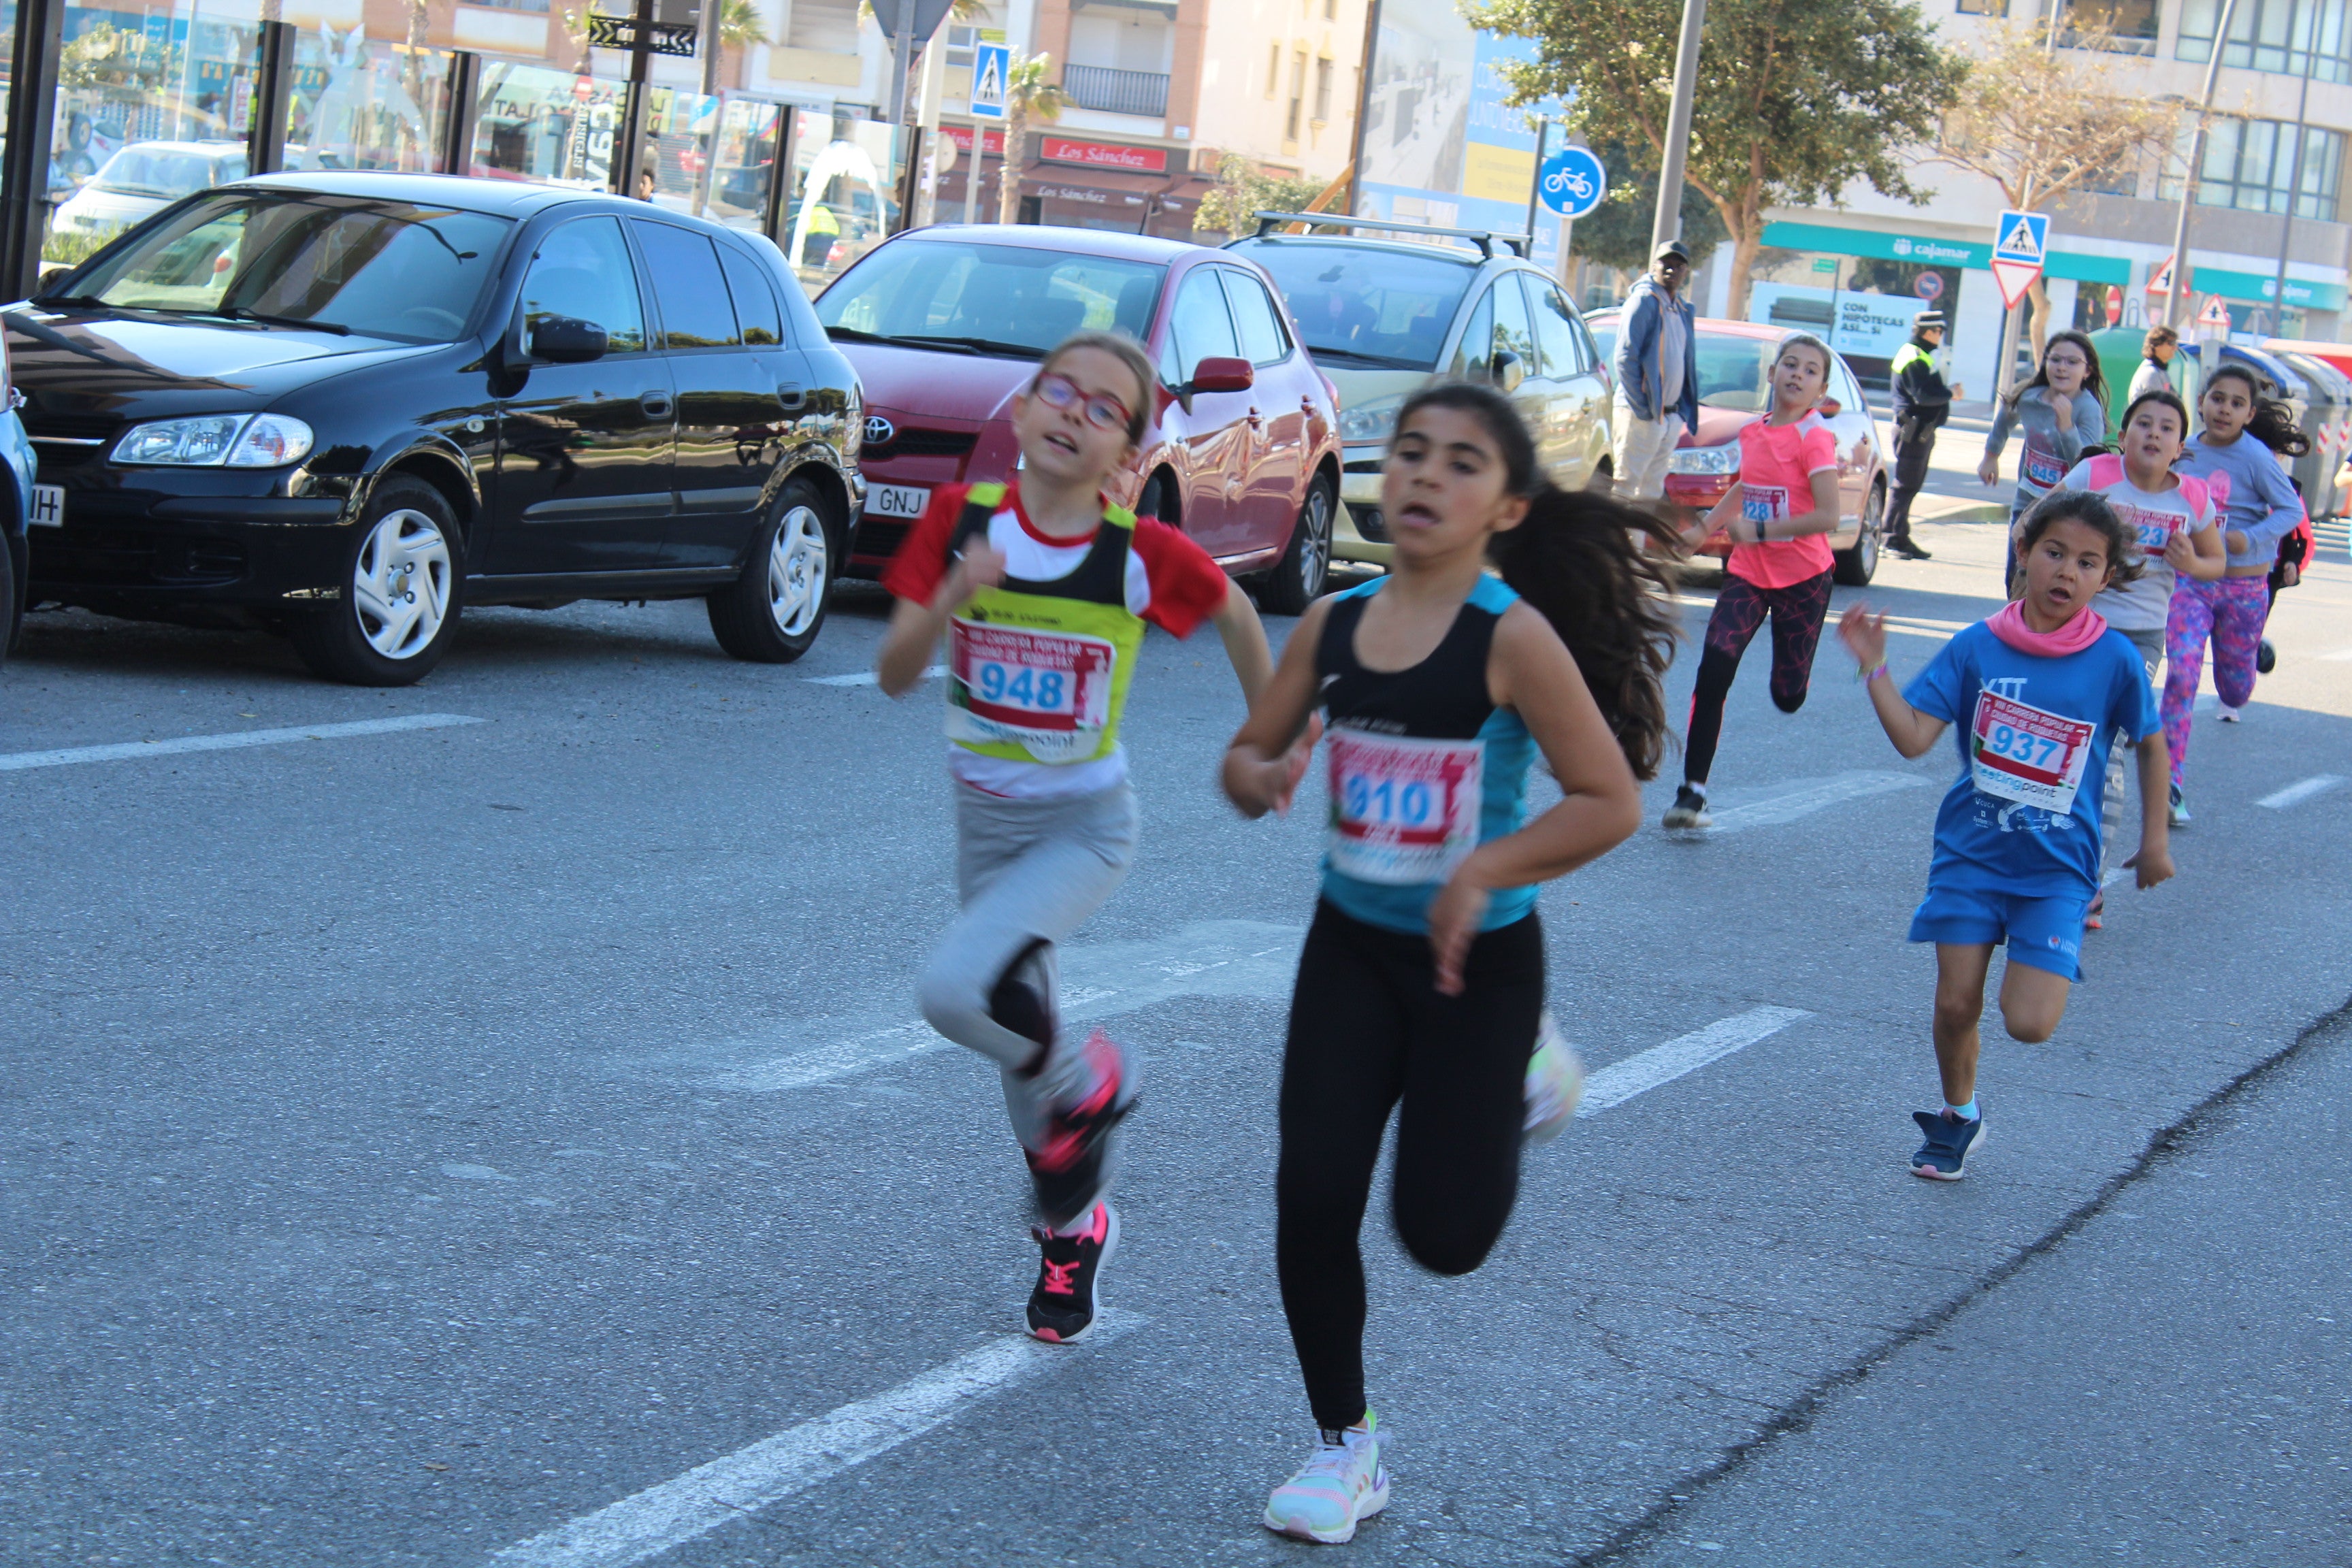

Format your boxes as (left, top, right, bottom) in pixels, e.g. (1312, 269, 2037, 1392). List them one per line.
(1326, 728, 1483, 885)
(947, 619, 1117, 763)
(1970, 689, 2095, 814)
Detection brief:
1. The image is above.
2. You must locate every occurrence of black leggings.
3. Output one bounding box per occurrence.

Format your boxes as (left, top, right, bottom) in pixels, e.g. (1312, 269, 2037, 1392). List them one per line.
(1275, 900, 1545, 1431)
(1682, 569, 1835, 787)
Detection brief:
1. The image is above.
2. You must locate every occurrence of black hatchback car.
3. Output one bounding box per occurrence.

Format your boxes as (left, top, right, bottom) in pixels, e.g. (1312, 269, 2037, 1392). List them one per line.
(12, 171, 864, 684)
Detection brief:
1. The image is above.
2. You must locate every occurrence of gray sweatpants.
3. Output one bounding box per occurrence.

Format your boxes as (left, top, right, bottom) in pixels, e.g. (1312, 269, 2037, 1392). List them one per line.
(2100, 625, 2166, 885)
(917, 778, 1139, 1151)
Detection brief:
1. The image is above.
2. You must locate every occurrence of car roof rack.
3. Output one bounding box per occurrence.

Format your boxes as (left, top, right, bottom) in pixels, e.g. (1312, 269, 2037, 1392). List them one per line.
(1250, 211, 1529, 259)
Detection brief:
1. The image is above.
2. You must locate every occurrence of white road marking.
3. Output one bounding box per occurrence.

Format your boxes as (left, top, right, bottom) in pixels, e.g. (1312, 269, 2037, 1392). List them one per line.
(0, 713, 483, 773)
(698, 920, 1301, 1092)
(804, 664, 946, 687)
(2323, 647, 2352, 662)
(488, 1311, 1143, 1568)
(1697, 770, 1931, 833)
(2258, 774, 2345, 810)
(1577, 1006, 1811, 1115)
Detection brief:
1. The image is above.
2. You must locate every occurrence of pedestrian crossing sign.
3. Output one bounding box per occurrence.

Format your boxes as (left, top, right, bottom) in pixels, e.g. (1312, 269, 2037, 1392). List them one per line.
(1990, 207, 2049, 310)
(970, 42, 1009, 119)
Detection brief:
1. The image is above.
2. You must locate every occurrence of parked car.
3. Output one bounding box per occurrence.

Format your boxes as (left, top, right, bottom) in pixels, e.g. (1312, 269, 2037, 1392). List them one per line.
(0, 333, 33, 666)
(1586, 311, 1889, 585)
(1224, 214, 1614, 568)
(13, 169, 863, 684)
(50, 141, 251, 241)
(815, 224, 1343, 612)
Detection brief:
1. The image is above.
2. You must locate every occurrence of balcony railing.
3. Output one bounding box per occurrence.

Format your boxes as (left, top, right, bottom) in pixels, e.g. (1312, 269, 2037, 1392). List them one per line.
(1062, 64, 1171, 118)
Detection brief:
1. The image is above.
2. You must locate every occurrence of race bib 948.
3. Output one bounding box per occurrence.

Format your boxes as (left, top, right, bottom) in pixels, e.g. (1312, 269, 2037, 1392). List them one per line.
(947, 619, 1117, 763)
(1969, 689, 2095, 814)
(1326, 728, 1483, 885)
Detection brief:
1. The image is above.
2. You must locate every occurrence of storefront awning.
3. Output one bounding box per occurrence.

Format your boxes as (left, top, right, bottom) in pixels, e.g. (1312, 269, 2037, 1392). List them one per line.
(1024, 163, 1169, 211)
(1761, 219, 2130, 287)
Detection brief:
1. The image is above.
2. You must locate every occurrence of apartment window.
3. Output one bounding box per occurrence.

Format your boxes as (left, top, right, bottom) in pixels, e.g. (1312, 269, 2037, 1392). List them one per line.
(1286, 50, 1307, 142)
(1313, 56, 1333, 123)
(2179, 0, 2352, 82)
(1954, 0, 2007, 12)
(2157, 116, 2346, 220)
(2048, 0, 2159, 51)
(1267, 42, 1282, 97)
(1324, 0, 1337, 16)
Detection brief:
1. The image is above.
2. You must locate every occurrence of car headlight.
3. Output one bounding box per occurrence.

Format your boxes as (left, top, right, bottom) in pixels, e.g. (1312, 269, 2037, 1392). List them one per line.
(1667, 445, 1737, 476)
(113, 413, 314, 468)
(1337, 393, 1403, 445)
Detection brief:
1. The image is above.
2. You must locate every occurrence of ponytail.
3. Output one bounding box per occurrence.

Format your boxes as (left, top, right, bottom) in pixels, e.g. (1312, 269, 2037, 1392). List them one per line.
(2205, 363, 2312, 457)
(1387, 380, 1683, 781)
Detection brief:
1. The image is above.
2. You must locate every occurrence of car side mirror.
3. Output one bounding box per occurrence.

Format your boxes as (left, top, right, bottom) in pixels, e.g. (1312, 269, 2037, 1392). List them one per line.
(1492, 349, 1525, 395)
(1816, 396, 1842, 417)
(1190, 356, 1254, 394)
(34, 265, 72, 297)
(529, 315, 608, 363)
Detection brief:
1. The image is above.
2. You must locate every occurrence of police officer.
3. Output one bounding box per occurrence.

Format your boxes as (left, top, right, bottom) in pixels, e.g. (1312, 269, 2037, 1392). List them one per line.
(1885, 310, 1952, 561)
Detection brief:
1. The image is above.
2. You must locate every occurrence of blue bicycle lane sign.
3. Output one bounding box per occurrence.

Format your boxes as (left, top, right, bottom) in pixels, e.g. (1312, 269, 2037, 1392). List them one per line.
(1539, 145, 1607, 218)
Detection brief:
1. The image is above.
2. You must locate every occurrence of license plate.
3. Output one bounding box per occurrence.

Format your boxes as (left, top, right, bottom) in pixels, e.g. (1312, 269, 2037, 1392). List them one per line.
(29, 483, 63, 527)
(864, 483, 930, 521)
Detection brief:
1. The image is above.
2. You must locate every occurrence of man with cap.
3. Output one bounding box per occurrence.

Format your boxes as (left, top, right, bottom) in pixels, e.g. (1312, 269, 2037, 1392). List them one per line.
(1884, 310, 1952, 560)
(1611, 240, 1700, 502)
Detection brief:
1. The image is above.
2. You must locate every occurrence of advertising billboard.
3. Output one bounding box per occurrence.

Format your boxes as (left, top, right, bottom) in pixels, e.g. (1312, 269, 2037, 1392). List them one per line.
(1351, 0, 1560, 261)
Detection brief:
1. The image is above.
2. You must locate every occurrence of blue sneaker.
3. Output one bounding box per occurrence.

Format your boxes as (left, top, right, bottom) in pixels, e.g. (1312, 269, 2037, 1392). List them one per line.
(1910, 1109, 1984, 1181)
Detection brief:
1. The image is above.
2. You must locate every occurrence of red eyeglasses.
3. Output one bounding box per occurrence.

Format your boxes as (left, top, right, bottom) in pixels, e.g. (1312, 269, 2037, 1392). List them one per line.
(1032, 370, 1134, 433)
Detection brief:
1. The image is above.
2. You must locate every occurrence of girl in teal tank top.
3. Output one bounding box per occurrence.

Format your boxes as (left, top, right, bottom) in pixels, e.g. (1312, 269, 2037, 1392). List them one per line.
(1220, 382, 1681, 1544)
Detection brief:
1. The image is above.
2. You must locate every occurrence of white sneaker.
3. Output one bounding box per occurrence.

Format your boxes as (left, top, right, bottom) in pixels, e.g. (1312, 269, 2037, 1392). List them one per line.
(1524, 1013, 1586, 1145)
(1264, 1412, 1390, 1544)
(2217, 702, 2243, 723)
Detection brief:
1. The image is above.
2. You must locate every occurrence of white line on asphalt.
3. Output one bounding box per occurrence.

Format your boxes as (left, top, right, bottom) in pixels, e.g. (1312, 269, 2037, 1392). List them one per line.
(2323, 647, 2352, 662)
(697, 920, 1303, 1092)
(1577, 1005, 1812, 1115)
(2257, 774, 2345, 810)
(0, 713, 484, 773)
(1697, 770, 1931, 833)
(803, 664, 946, 687)
(488, 1311, 1144, 1568)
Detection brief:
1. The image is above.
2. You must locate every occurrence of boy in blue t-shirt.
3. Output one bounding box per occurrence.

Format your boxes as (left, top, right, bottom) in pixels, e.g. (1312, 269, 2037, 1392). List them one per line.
(1838, 491, 2173, 1181)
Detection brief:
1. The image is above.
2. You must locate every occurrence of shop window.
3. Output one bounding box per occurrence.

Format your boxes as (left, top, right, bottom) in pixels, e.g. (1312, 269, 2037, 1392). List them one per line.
(639, 90, 786, 233)
(288, 24, 453, 176)
(2179, 0, 2352, 83)
(474, 62, 623, 190)
(781, 108, 904, 296)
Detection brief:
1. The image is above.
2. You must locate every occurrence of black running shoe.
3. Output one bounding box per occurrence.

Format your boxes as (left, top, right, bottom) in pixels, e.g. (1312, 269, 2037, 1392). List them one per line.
(1024, 1028, 1134, 1228)
(2257, 638, 2277, 674)
(1910, 1109, 1985, 1181)
(1889, 536, 1933, 560)
(1026, 1201, 1118, 1343)
(1661, 784, 1712, 831)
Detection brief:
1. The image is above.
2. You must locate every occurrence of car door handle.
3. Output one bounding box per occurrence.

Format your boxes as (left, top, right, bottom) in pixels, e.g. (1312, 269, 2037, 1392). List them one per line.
(776, 381, 805, 409)
(641, 392, 673, 419)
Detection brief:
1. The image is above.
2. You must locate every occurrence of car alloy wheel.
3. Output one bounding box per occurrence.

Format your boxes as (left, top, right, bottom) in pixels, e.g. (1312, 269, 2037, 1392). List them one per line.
(1260, 479, 1333, 615)
(766, 502, 828, 638)
(353, 507, 453, 659)
(1835, 482, 1884, 587)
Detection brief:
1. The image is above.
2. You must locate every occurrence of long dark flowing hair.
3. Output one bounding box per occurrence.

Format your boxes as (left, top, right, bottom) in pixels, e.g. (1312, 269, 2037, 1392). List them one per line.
(2202, 363, 2313, 457)
(1388, 382, 1682, 780)
(2006, 327, 2109, 416)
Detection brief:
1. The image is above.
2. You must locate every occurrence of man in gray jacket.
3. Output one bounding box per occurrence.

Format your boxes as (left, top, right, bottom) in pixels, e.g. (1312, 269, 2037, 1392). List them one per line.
(1612, 240, 1701, 501)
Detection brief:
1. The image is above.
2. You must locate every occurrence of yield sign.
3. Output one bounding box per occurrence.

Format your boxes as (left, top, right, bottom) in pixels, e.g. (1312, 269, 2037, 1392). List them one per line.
(1990, 207, 2048, 310)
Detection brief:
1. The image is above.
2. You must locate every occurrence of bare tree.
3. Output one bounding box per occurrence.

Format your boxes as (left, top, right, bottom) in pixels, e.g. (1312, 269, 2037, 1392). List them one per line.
(1928, 20, 2178, 355)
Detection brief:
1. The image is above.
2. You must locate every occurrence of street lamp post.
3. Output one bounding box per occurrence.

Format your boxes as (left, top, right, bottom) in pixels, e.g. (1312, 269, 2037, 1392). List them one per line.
(2163, 0, 2245, 330)
(1650, 0, 1707, 253)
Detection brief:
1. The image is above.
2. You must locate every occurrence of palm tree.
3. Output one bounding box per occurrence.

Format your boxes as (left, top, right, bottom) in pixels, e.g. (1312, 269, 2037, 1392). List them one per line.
(997, 53, 1071, 225)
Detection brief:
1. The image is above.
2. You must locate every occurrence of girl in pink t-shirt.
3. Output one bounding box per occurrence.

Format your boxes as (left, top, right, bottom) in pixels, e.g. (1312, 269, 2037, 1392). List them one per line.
(1663, 333, 1846, 830)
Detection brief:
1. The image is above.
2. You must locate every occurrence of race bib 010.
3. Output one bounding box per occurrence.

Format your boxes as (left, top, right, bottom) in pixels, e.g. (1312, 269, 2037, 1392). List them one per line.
(1741, 484, 1790, 524)
(947, 619, 1117, 763)
(1970, 689, 2095, 815)
(1326, 728, 1484, 885)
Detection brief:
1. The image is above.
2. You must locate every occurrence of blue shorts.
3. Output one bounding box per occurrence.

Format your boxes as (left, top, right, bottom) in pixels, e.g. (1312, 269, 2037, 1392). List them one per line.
(1908, 885, 2085, 979)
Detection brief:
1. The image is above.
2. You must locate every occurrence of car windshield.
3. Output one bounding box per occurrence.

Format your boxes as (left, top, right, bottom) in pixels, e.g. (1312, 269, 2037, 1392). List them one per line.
(1234, 241, 1475, 370)
(815, 240, 1162, 357)
(1585, 322, 1787, 413)
(52, 193, 514, 343)
(90, 146, 241, 198)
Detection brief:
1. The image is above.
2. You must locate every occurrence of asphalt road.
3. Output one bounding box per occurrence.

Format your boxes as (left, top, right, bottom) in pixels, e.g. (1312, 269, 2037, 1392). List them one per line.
(5, 517, 2349, 1567)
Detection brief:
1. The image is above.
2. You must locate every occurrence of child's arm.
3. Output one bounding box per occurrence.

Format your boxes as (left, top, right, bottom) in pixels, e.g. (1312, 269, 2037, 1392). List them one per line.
(1422, 604, 1642, 994)
(1221, 598, 1328, 819)
(2127, 733, 2174, 889)
(2166, 521, 2227, 581)
(875, 543, 1003, 696)
(1682, 483, 1742, 546)
(1207, 578, 1277, 702)
(1761, 468, 1842, 541)
(1835, 605, 1948, 759)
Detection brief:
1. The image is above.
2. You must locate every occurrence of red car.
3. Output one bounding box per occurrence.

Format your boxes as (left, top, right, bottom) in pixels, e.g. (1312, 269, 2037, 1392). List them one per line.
(816, 225, 1343, 611)
(1587, 312, 1890, 584)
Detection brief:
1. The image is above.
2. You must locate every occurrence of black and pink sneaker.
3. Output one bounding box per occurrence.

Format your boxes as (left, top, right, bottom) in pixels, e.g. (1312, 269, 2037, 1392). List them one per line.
(1024, 1028, 1134, 1228)
(1026, 1201, 1119, 1343)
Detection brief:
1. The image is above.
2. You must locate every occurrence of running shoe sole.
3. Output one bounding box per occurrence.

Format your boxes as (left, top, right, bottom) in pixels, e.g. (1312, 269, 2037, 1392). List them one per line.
(1027, 1205, 1119, 1345)
(1263, 1470, 1390, 1544)
(1911, 1122, 1985, 1181)
(1661, 806, 1711, 831)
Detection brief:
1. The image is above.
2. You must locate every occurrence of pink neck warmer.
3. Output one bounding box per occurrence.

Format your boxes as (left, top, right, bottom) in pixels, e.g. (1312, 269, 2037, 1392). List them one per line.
(1987, 598, 2106, 657)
